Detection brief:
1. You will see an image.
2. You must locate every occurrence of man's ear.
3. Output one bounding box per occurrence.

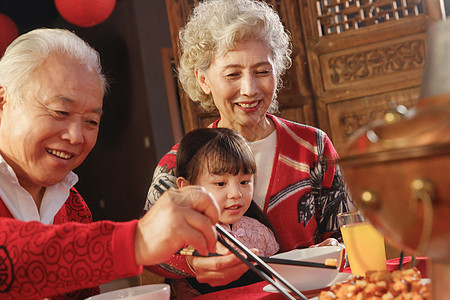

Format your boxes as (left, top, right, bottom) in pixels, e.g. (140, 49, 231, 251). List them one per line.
(176, 177, 190, 189)
(195, 68, 211, 94)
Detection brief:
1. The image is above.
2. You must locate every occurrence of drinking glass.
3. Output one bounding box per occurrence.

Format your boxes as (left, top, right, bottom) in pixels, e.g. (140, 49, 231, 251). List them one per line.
(338, 211, 387, 276)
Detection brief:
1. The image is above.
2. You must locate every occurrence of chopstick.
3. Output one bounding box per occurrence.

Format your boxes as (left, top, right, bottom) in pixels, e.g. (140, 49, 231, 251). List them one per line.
(411, 255, 416, 268)
(155, 180, 307, 300)
(257, 256, 337, 269)
(176, 248, 221, 257)
(216, 225, 307, 300)
(176, 247, 338, 269)
(398, 251, 404, 270)
(155, 178, 172, 193)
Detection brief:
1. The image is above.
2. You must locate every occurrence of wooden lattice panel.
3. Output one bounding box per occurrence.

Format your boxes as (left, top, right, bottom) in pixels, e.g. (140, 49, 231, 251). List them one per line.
(316, 0, 424, 36)
(327, 87, 420, 153)
(320, 34, 426, 90)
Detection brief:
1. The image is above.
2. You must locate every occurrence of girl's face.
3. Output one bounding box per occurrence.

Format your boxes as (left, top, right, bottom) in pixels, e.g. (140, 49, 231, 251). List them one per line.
(195, 39, 276, 133)
(178, 166, 254, 225)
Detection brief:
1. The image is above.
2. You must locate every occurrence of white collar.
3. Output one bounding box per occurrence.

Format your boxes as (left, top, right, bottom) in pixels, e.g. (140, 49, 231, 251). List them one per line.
(0, 155, 79, 224)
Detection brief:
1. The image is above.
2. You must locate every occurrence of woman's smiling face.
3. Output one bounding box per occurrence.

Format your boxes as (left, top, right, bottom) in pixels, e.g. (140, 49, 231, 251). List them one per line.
(196, 39, 277, 133)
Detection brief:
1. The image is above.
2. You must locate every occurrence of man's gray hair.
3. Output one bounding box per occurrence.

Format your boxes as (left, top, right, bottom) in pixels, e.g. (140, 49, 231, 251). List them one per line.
(0, 28, 107, 99)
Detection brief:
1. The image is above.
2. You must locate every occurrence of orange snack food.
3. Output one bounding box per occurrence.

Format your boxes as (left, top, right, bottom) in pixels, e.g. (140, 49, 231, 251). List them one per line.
(318, 267, 430, 300)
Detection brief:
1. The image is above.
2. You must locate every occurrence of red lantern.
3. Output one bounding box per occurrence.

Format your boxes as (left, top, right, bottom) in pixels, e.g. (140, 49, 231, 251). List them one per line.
(55, 0, 116, 28)
(0, 13, 19, 57)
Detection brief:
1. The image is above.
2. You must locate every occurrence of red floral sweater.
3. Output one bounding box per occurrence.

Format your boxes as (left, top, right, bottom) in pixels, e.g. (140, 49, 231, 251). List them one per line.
(143, 114, 351, 278)
(0, 188, 142, 299)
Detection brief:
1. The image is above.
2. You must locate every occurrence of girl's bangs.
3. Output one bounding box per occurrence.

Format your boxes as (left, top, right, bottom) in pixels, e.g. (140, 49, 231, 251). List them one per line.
(203, 140, 256, 175)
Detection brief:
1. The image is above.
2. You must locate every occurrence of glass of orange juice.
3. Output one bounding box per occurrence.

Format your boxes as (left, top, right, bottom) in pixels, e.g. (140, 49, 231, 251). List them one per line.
(338, 211, 387, 276)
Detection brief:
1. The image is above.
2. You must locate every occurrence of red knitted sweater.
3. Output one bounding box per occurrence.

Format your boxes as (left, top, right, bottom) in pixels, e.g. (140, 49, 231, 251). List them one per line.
(0, 188, 142, 299)
(144, 114, 351, 278)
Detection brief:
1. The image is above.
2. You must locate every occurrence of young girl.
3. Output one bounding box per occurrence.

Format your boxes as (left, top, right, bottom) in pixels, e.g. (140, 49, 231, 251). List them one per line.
(173, 127, 279, 298)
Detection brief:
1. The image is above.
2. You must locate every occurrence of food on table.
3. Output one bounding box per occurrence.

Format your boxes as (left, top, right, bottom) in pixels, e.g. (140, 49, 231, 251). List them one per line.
(318, 267, 430, 299)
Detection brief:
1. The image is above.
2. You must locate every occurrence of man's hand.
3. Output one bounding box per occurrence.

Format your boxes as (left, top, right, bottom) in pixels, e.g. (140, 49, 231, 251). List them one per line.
(134, 185, 220, 266)
(309, 237, 341, 248)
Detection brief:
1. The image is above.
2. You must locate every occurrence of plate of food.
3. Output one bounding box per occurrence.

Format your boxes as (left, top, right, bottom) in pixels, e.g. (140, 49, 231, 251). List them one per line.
(310, 267, 431, 300)
(264, 246, 345, 292)
(263, 272, 353, 297)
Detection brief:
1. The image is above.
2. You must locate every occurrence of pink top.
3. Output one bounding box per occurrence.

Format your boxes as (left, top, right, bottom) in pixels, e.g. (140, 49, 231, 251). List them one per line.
(220, 216, 279, 257)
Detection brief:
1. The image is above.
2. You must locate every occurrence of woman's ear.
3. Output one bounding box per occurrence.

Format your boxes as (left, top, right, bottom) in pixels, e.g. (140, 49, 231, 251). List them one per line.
(176, 177, 190, 188)
(195, 68, 211, 94)
(0, 87, 7, 117)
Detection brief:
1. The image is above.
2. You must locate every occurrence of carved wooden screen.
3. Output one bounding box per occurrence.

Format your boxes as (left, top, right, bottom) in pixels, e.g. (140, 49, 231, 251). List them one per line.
(298, 0, 445, 152)
(165, 0, 444, 149)
(165, 0, 317, 134)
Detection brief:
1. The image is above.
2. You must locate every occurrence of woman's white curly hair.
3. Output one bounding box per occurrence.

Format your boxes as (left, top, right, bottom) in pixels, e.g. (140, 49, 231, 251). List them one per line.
(178, 0, 292, 112)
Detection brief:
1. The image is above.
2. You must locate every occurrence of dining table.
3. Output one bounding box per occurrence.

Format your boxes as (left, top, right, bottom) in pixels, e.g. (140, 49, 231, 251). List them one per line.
(190, 256, 428, 300)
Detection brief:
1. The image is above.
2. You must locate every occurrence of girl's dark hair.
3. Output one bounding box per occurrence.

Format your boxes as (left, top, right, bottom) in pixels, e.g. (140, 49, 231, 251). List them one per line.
(176, 128, 256, 182)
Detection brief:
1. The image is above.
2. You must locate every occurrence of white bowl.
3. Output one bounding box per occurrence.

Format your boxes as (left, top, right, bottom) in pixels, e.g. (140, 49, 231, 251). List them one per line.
(267, 246, 344, 291)
(85, 284, 170, 300)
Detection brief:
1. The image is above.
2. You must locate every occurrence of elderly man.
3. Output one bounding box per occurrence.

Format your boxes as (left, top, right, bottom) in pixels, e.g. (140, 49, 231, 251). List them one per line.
(0, 28, 219, 299)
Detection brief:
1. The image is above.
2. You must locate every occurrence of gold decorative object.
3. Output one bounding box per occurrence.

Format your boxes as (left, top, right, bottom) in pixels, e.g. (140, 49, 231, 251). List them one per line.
(338, 20, 450, 299)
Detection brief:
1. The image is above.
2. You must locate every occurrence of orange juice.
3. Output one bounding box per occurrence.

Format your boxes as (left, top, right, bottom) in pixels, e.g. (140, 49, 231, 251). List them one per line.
(340, 222, 387, 276)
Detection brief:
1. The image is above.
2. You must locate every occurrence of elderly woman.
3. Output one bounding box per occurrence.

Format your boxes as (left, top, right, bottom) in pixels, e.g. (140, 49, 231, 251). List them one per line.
(143, 0, 352, 294)
(0, 28, 219, 299)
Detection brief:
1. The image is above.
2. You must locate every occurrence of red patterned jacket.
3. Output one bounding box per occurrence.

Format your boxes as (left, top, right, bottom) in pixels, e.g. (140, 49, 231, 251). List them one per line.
(143, 114, 351, 278)
(0, 188, 141, 299)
